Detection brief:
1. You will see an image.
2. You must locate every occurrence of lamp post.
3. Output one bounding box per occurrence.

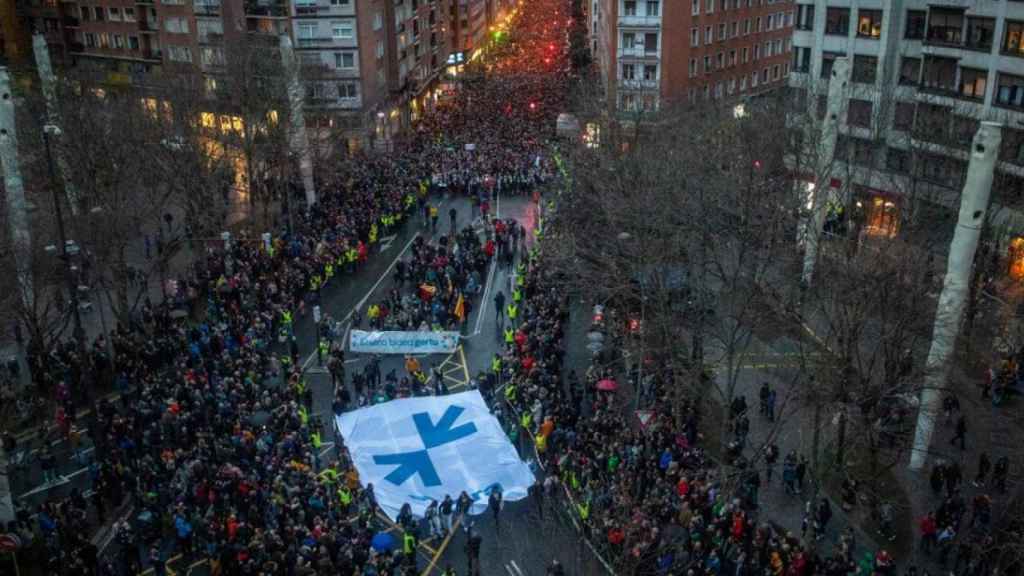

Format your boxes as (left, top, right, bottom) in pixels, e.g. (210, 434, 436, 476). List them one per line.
(42, 124, 86, 354)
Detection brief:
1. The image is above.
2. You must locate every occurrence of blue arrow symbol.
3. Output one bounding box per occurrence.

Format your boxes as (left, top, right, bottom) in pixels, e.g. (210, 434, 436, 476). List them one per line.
(414, 405, 478, 449)
(373, 450, 442, 487)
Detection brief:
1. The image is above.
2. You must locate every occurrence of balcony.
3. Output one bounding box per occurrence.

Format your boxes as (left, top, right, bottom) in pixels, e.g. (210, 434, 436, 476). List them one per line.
(198, 32, 223, 44)
(295, 3, 325, 14)
(143, 49, 162, 61)
(135, 0, 153, 4)
(68, 41, 85, 53)
(245, 0, 287, 17)
(617, 47, 659, 59)
(618, 15, 661, 28)
(296, 37, 338, 47)
(619, 78, 659, 90)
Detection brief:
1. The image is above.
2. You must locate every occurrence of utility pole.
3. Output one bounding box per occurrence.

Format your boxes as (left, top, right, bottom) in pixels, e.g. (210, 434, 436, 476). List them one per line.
(800, 58, 849, 288)
(32, 33, 79, 215)
(278, 34, 317, 209)
(43, 125, 86, 353)
(0, 68, 34, 311)
(909, 122, 1001, 470)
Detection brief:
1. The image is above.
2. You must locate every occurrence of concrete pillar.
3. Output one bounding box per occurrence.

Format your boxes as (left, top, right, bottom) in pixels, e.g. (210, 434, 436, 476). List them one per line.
(278, 34, 317, 209)
(909, 122, 1002, 470)
(800, 58, 849, 287)
(0, 67, 29, 526)
(32, 33, 79, 215)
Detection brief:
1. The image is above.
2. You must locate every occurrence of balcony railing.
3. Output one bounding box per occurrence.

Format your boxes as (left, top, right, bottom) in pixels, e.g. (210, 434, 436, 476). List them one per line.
(143, 49, 162, 61)
(194, 1, 221, 15)
(245, 2, 287, 16)
(297, 37, 338, 47)
(926, 26, 963, 46)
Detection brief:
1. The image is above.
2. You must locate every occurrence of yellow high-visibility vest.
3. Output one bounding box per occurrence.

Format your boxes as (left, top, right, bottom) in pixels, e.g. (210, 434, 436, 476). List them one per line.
(491, 357, 501, 373)
(282, 311, 293, 325)
(504, 328, 514, 344)
(507, 305, 517, 319)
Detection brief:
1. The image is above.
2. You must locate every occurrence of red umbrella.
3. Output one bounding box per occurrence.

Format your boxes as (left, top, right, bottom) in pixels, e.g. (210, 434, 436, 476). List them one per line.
(596, 379, 618, 391)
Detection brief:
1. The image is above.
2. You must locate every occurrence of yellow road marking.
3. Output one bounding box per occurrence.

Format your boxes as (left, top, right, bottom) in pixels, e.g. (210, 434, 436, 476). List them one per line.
(141, 554, 182, 576)
(421, 517, 462, 576)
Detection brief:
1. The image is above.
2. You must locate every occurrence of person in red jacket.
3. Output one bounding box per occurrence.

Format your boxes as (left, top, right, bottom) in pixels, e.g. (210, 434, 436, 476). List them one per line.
(919, 511, 938, 554)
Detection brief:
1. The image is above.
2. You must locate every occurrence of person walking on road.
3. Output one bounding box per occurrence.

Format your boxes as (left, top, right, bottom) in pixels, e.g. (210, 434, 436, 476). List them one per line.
(488, 486, 503, 534)
(449, 207, 458, 236)
(950, 415, 967, 450)
(494, 290, 506, 326)
(440, 494, 454, 533)
(465, 527, 482, 576)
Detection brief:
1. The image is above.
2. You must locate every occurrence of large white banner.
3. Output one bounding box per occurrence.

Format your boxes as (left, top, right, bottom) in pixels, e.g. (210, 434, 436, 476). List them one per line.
(336, 390, 535, 520)
(349, 330, 460, 355)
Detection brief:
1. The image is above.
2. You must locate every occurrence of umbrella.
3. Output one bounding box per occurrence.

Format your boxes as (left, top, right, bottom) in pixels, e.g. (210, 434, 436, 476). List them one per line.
(596, 379, 618, 391)
(371, 532, 397, 552)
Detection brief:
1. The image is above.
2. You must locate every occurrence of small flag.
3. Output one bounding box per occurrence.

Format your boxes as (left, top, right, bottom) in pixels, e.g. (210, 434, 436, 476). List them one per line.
(454, 294, 466, 322)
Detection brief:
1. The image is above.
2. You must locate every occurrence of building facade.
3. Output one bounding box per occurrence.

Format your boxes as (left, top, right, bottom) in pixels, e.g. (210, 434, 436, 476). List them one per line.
(591, 0, 794, 113)
(14, 0, 462, 146)
(789, 0, 1024, 242)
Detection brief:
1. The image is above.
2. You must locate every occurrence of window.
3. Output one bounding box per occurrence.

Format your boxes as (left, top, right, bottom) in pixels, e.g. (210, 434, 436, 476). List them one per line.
(744, 19, 750, 35)
(922, 57, 957, 93)
(622, 63, 635, 79)
(742, 47, 748, 63)
(692, 0, 699, 16)
(966, 17, 995, 50)
(1000, 129, 1024, 164)
(84, 32, 96, 47)
(756, 17, 761, 32)
(689, 58, 697, 78)
(825, 7, 849, 35)
(793, 46, 810, 72)
(997, 73, 1024, 109)
(622, 32, 636, 49)
(298, 23, 316, 39)
(905, 10, 925, 39)
(331, 0, 350, 4)
(197, 19, 222, 40)
(886, 148, 911, 174)
(646, 1, 659, 16)
(376, 39, 384, 58)
(201, 46, 224, 66)
(899, 57, 920, 85)
(128, 36, 139, 50)
(373, 11, 383, 31)
(706, 0, 714, 14)
(820, 51, 841, 79)
(705, 26, 712, 44)
(338, 82, 358, 99)
(893, 102, 914, 131)
(1004, 21, 1024, 56)
(857, 9, 882, 38)
(960, 68, 987, 100)
(94, 6, 104, 20)
(764, 41, 772, 57)
(108, 6, 121, 21)
(643, 64, 657, 81)
(332, 21, 354, 39)
(164, 17, 189, 34)
(334, 51, 355, 68)
(772, 65, 780, 80)
(704, 55, 711, 72)
(113, 34, 124, 49)
(847, 99, 872, 128)
(727, 77, 735, 95)
(740, 76, 747, 91)
(928, 9, 964, 45)
(124, 6, 135, 21)
(729, 49, 736, 66)
(852, 55, 877, 83)
(753, 45, 760, 60)
(623, 1, 636, 16)
(644, 32, 658, 54)
(691, 27, 699, 47)
(716, 52, 724, 68)
(98, 32, 109, 48)
(731, 21, 737, 37)
(167, 45, 192, 62)
(796, 4, 814, 31)
(751, 71, 758, 87)
(80, 7, 89, 21)
(718, 23, 726, 41)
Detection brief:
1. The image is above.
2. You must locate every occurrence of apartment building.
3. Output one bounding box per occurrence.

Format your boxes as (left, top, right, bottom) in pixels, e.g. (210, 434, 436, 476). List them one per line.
(16, 0, 454, 146)
(591, 0, 794, 113)
(789, 1, 1024, 243)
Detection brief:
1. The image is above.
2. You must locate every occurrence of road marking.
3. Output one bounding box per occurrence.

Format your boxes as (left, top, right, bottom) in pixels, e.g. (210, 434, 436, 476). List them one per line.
(379, 234, 397, 252)
(475, 260, 498, 336)
(301, 233, 419, 370)
(421, 516, 462, 576)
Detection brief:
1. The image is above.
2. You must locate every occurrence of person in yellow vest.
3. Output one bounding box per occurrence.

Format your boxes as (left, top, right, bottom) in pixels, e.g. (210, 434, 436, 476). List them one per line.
(368, 303, 380, 328)
(325, 263, 334, 280)
(281, 310, 293, 326)
(310, 276, 320, 292)
(577, 499, 590, 521)
(311, 430, 322, 450)
(402, 530, 417, 562)
(512, 288, 522, 303)
(337, 485, 353, 512)
(503, 327, 515, 348)
(369, 223, 378, 244)
(318, 465, 339, 485)
(520, 411, 532, 432)
(318, 339, 330, 366)
(534, 432, 547, 453)
(491, 354, 501, 375)
(506, 303, 518, 327)
(504, 383, 516, 404)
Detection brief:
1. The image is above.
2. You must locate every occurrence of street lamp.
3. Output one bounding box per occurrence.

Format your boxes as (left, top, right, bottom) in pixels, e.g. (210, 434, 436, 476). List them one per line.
(42, 123, 86, 355)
